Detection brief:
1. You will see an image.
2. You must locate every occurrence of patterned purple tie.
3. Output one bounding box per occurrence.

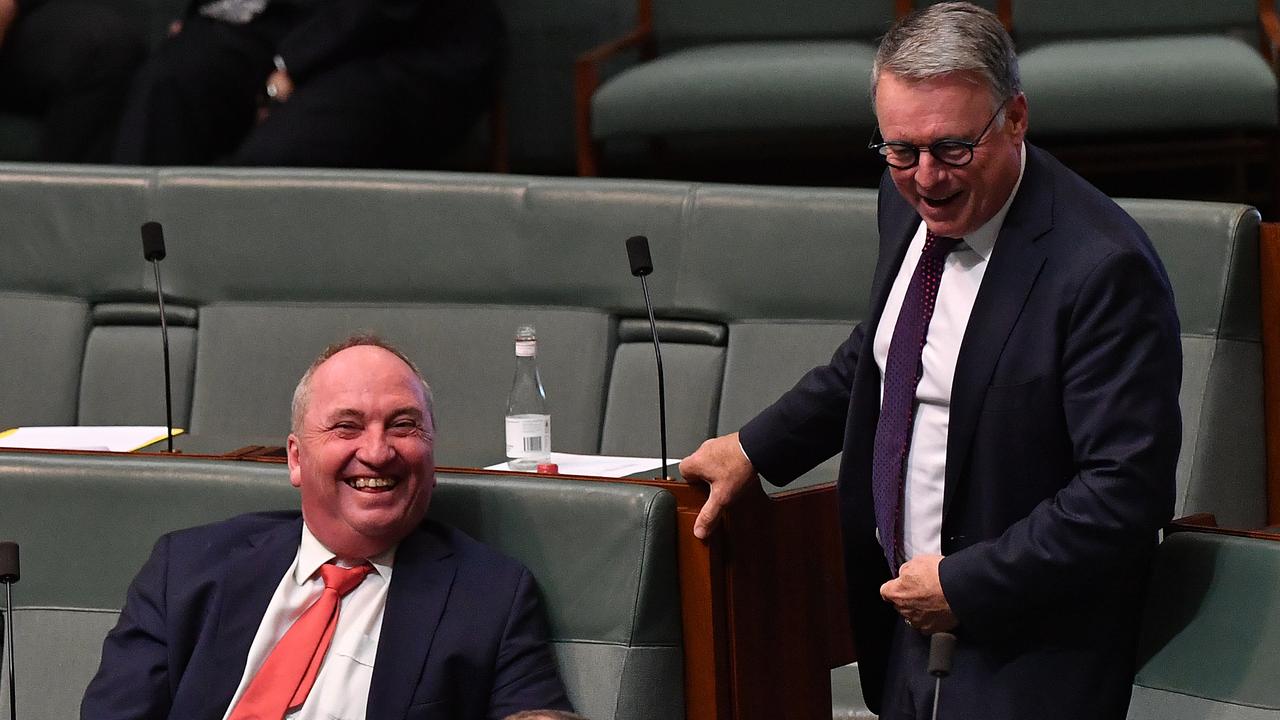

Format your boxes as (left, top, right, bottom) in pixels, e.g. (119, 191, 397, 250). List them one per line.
(871, 230, 961, 575)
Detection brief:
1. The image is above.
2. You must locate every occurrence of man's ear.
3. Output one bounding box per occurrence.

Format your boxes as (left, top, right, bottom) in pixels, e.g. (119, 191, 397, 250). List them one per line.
(1005, 92, 1029, 143)
(286, 433, 303, 488)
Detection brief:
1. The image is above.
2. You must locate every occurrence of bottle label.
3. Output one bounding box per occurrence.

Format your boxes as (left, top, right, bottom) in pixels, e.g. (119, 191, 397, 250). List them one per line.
(515, 340, 537, 358)
(505, 414, 550, 457)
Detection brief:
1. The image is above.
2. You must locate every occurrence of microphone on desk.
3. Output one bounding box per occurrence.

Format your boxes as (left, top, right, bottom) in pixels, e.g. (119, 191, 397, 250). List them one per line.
(1, 541, 20, 720)
(141, 221, 176, 453)
(927, 631, 957, 720)
(625, 235, 669, 479)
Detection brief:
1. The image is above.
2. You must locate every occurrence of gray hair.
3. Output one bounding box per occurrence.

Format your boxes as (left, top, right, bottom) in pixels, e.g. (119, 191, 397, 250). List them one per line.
(871, 1, 1020, 109)
(290, 332, 434, 434)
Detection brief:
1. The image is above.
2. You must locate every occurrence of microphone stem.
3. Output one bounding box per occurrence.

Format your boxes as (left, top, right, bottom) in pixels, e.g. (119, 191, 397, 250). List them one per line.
(638, 276, 668, 479)
(931, 676, 941, 720)
(151, 260, 175, 453)
(5, 582, 14, 720)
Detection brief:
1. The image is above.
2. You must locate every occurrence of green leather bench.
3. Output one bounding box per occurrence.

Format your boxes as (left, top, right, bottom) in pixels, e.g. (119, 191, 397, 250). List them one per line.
(0, 451, 682, 720)
(0, 162, 1266, 521)
(573, 0, 892, 175)
(1127, 529, 1280, 719)
(1012, 0, 1280, 208)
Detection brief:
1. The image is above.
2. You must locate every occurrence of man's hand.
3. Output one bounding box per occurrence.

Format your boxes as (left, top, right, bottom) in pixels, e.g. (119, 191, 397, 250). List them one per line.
(680, 432, 757, 541)
(880, 554, 958, 634)
(265, 69, 294, 104)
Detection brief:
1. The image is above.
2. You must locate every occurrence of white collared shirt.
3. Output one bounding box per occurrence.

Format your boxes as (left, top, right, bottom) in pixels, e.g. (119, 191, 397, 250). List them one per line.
(221, 523, 396, 720)
(872, 144, 1026, 560)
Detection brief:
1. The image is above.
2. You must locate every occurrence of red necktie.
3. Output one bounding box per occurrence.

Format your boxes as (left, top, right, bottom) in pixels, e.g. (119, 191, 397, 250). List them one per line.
(228, 562, 373, 720)
(871, 231, 961, 575)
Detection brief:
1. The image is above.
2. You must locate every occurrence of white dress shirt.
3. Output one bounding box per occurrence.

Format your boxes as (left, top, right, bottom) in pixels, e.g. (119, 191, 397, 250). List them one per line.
(872, 145, 1026, 561)
(221, 523, 396, 720)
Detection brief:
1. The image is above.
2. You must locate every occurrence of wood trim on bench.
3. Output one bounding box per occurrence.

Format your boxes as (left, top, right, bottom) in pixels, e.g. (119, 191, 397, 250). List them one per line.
(1168, 513, 1280, 541)
(1261, 222, 1280, 526)
(1259, 0, 1280, 71)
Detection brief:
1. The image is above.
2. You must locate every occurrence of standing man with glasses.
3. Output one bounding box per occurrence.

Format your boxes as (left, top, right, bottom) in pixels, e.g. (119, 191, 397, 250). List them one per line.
(680, 3, 1181, 718)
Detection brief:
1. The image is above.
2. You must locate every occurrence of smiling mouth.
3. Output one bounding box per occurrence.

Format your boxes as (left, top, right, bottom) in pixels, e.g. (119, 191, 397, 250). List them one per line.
(345, 477, 398, 491)
(921, 191, 961, 209)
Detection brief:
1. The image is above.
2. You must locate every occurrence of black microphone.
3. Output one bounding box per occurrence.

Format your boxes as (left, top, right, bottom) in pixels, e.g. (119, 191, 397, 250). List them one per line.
(625, 235, 668, 479)
(928, 631, 957, 720)
(141, 222, 176, 453)
(1, 541, 19, 720)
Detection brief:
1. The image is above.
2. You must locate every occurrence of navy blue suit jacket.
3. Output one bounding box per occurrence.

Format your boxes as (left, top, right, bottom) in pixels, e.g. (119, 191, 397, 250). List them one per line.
(80, 512, 571, 720)
(741, 145, 1181, 717)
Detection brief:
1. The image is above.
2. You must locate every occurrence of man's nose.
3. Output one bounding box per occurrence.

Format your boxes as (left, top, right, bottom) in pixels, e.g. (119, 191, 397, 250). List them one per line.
(355, 430, 396, 466)
(914, 151, 947, 187)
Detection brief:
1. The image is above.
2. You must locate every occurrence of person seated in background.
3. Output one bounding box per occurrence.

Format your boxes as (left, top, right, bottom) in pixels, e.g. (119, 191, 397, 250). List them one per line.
(0, 0, 145, 162)
(113, 0, 504, 169)
(81, 333, 573, 719)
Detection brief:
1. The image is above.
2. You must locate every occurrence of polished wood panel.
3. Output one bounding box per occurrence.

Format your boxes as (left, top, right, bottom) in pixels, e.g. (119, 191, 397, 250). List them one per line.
(1261, 222, 1280, 526)
(1168, 513, 1280, 541)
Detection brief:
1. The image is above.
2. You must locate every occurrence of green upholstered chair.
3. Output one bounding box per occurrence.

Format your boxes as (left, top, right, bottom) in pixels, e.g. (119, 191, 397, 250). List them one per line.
(1127, 529, 1280, 719)
(0, 452, 683, 720)
(1012, 0, 1280, 208)
(573, 0, 897, 176)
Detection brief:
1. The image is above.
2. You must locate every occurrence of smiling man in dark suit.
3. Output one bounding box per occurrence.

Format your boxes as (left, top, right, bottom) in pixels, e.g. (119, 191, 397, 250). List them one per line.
(81, 334, 572, 720)
(680, 3, 1181, 718)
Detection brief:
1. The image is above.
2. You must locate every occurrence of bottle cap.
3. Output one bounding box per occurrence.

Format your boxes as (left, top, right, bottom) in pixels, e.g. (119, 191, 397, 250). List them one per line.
(536, 463, 559, 474)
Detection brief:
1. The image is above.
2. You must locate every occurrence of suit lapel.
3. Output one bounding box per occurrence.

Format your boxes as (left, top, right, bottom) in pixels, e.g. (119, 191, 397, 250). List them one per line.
(366, 522, 458, 720)
(870, 179, 922, 331)
(202, 518, 302, 720)
(942, 147, 1055, 516)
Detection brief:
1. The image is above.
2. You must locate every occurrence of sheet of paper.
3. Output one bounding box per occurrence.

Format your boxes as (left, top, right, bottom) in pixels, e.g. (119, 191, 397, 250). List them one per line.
(484, 451, 669, 478)
(0, 426, 185, 452)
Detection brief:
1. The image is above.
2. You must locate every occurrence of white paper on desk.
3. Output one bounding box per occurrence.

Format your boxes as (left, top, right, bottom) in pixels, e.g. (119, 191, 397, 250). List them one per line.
(484, 452, 668, 478)
(0, 426, 185, 452)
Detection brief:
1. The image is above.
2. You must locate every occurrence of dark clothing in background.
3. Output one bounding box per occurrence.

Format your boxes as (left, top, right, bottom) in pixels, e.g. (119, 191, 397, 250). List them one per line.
(0, 0, 146, 162)
(114, 0, 504, 168)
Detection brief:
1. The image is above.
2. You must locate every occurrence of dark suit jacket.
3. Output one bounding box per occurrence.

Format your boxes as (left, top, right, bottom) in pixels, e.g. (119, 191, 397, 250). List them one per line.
(80, 511, 571, 720)
(740, 145, 1181, 717)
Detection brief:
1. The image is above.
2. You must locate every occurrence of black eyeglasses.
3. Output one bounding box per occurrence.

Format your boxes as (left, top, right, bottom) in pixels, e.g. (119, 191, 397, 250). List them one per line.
(868, 97, 1010, 169)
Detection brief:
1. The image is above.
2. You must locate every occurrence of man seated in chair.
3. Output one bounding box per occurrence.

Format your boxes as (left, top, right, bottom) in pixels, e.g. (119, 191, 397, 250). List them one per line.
(81, 333, 573, 720)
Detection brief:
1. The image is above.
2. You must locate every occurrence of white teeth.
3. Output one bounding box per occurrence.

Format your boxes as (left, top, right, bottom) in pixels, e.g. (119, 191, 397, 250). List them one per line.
(347, 477, 396, 489)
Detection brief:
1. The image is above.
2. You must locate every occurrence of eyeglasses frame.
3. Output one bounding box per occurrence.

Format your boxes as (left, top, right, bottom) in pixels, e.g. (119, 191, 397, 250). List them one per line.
(868, 96, 1012, 170)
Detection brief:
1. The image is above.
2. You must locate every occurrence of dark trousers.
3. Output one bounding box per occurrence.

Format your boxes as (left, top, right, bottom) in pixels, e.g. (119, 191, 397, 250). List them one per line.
(0, 1, 146, 162)
(113, 10, 493, 169)
(874, 617, 1137, 720)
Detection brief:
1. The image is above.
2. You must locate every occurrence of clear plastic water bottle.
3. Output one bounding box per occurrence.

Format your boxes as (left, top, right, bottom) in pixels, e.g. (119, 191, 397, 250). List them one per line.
(505, 325, 550, 471)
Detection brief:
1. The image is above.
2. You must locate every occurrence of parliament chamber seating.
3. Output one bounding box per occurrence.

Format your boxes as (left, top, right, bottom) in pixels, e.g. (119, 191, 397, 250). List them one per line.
(1125, 527, 1280, 718)
(0, 162, 1274, 719)
(1012, 0, 1280, 209)
(0, 452, 682, 720)
(573, 0, 891, 176)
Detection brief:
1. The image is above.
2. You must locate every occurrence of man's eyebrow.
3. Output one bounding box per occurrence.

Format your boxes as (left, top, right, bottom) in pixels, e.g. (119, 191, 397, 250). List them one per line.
(323, 408, 364, 424)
